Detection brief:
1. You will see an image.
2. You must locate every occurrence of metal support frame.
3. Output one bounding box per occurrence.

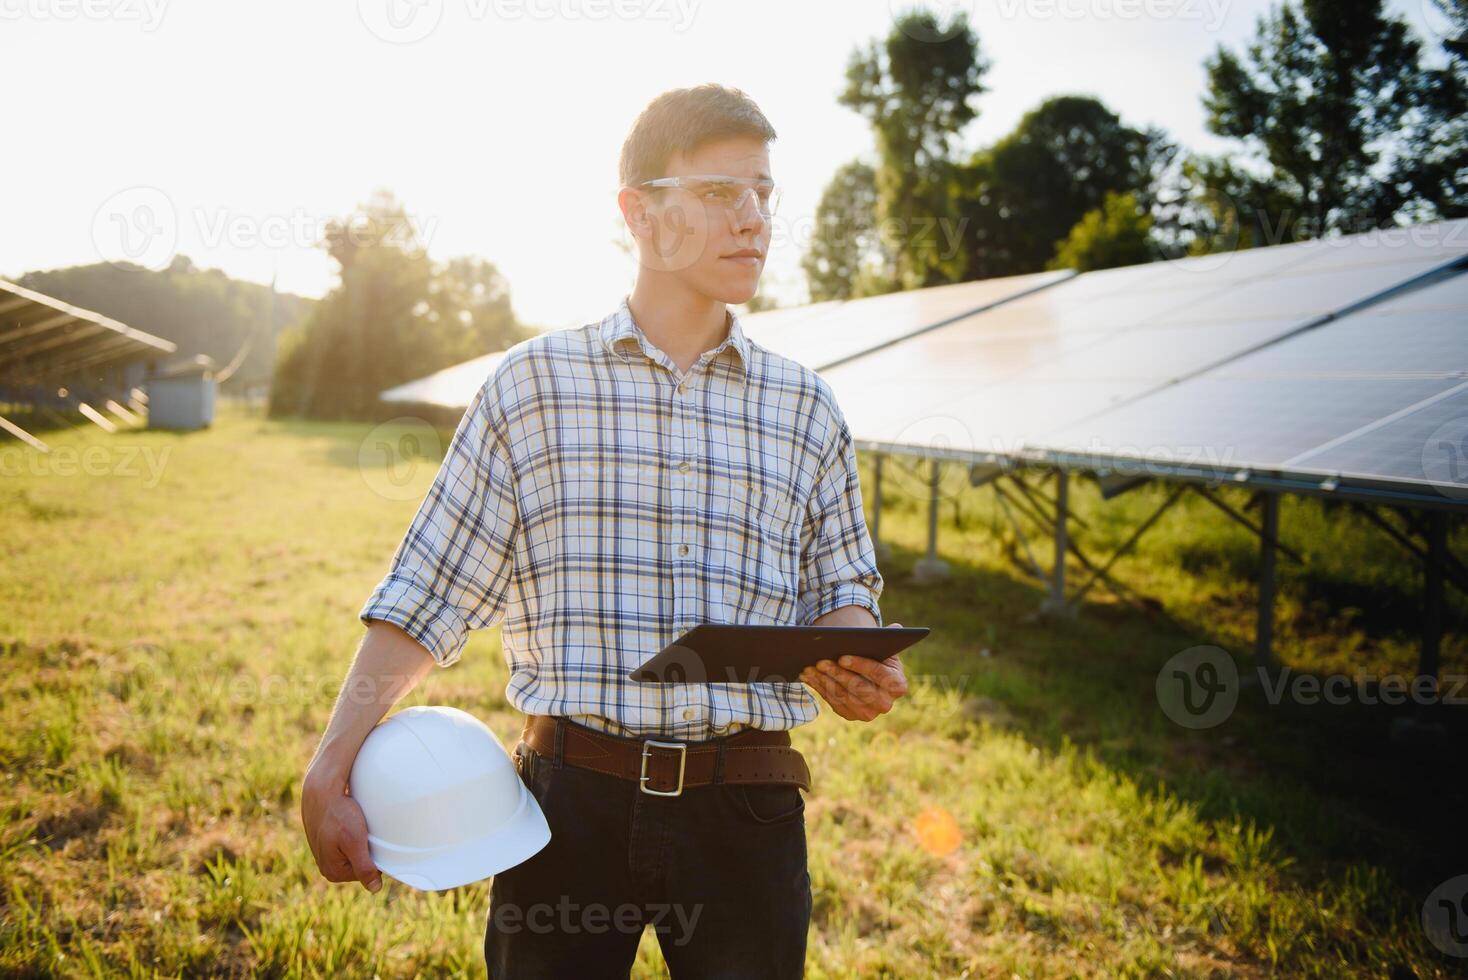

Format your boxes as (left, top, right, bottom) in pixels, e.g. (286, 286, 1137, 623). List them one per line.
(854, 440, 1463, 684)
(992, 482, 1047, 581)
(1040, 470, 1071, 615)
(913, 458, 951, 583)
(1195, 485, 1304, 564)
(1346, 503, 1465, 681)
(1424, 511, 1446, 686)
(993, 477, 1155, 613)
(871, 453, 891, 562)
(1255, 492, 1280, 670)
(1069, 485, 1186, 608)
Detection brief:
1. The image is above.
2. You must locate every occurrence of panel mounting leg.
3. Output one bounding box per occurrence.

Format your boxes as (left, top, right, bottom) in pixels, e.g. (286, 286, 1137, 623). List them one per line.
(871, 453, 891, 562)
(913, 458, 950, 583)
(1254, 492, 1279, 672)
(1040, 469, 1071, 616)
(1421, 510, 1445, 690)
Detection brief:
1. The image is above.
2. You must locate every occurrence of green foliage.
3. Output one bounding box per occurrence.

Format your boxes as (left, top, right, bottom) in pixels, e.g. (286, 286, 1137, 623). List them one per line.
(838, 9, 987, 290)
(0, 407, 1461, 975)
(1048, 191, 1155, 272)
(268, 190, 537, 421)
(1197, 0, 1467, 242)
(958, 96, 1172, 280)
(1431, 0, 1468, 60)
(802, 160, 899, 302)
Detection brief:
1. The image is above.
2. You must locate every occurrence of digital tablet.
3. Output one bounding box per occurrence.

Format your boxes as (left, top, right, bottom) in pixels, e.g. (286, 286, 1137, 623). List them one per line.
(628, 624, 930, 684)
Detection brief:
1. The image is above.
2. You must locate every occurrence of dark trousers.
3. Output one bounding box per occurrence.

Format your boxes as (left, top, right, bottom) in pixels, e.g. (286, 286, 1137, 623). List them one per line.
(484, 722, 812, 979)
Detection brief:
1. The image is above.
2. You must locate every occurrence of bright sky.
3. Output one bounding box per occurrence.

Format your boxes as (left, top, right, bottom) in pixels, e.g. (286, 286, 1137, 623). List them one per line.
(0, 0, 1448, 332)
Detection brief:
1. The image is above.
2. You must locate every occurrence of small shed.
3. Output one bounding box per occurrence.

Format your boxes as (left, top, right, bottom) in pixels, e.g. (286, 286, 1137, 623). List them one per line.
(147, 354, 218, 430)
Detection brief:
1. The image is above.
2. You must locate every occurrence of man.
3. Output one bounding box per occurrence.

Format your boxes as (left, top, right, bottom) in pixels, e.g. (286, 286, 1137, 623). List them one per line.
(301, 83, 909, 978)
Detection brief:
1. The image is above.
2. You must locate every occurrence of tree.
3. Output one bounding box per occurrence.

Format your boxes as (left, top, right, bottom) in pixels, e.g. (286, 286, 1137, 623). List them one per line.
(269, 189, 535, 421)
(957, 96, 1171, 279)
(1199, 0, 1467, 243)
(838, 9, 987, 289)
(1048, 192, 1155, 272)
(20, 257, 313, 392)
(801, 160, 899, 301)
(1428, 0, 1468, 60)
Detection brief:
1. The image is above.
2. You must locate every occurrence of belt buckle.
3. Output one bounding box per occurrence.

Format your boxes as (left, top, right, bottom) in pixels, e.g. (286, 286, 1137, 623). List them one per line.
(639, 739, 687, 796)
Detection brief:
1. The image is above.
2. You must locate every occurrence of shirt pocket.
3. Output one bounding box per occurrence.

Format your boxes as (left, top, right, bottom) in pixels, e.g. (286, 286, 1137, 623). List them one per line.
(716, 475, 802, 623)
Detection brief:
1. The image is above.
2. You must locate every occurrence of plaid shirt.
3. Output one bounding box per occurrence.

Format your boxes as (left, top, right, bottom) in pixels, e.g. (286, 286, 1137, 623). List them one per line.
(359, 295, 883, 740)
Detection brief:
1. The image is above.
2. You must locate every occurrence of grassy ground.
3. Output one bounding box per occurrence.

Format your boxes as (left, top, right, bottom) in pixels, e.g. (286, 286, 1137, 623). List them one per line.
(1, 399, 1464, 977)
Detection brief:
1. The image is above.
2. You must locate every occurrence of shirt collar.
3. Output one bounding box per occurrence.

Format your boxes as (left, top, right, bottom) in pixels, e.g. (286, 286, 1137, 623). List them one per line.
(600, 294, 751, 383)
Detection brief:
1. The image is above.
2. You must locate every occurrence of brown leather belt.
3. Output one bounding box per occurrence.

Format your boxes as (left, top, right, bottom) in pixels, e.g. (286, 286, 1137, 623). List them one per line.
(519, 714, 811, 796)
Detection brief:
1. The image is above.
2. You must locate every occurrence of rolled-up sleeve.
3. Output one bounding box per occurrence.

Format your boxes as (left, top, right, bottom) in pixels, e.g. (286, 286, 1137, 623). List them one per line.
(797, 400, 884, 627)
(358, 375, 519, 667)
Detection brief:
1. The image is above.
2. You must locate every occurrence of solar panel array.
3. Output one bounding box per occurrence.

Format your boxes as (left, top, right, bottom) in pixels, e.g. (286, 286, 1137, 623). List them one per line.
(374, 218, 1467, 504)
(0, 278, 175, 387)
(378, 269, 1072, 408)
(738, 269, 1071, 370)
(1042, 271, 1468, 491)
(820, 219, 1468, 504)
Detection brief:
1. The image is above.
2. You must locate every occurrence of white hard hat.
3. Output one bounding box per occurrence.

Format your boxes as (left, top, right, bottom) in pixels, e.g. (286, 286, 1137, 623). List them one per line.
(349, 705, 551, 891)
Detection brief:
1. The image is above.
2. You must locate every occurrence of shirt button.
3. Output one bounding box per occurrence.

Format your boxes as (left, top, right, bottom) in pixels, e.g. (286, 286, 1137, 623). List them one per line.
(677, 544, 689, 557)
(682, 708, 694, 721)
(678, 461, 691, 474)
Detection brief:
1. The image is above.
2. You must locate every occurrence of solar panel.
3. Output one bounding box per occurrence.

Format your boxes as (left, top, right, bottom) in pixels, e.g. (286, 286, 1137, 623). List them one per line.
(374, 271, 1072, 410)
(1036, 269, 1468, 490)
(739, 269, 1072, 370)
(1292, 383, 1468, 496)
(378, 351, 508, 409)
(826, 219, 1468, 468)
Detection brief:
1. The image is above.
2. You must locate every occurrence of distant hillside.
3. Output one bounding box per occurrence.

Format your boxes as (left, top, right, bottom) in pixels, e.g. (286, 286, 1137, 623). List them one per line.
(18, 256, 315, 392)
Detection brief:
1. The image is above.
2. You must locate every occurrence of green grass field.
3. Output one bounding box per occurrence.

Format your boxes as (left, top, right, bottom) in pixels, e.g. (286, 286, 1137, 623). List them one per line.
(2, 400, 1464, 977)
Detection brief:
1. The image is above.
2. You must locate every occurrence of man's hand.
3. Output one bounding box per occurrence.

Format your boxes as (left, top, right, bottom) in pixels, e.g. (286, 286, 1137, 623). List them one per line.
(302, 768, 383, 893)
(300, 622, 435, 894)
(798, 622, 910, 721)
